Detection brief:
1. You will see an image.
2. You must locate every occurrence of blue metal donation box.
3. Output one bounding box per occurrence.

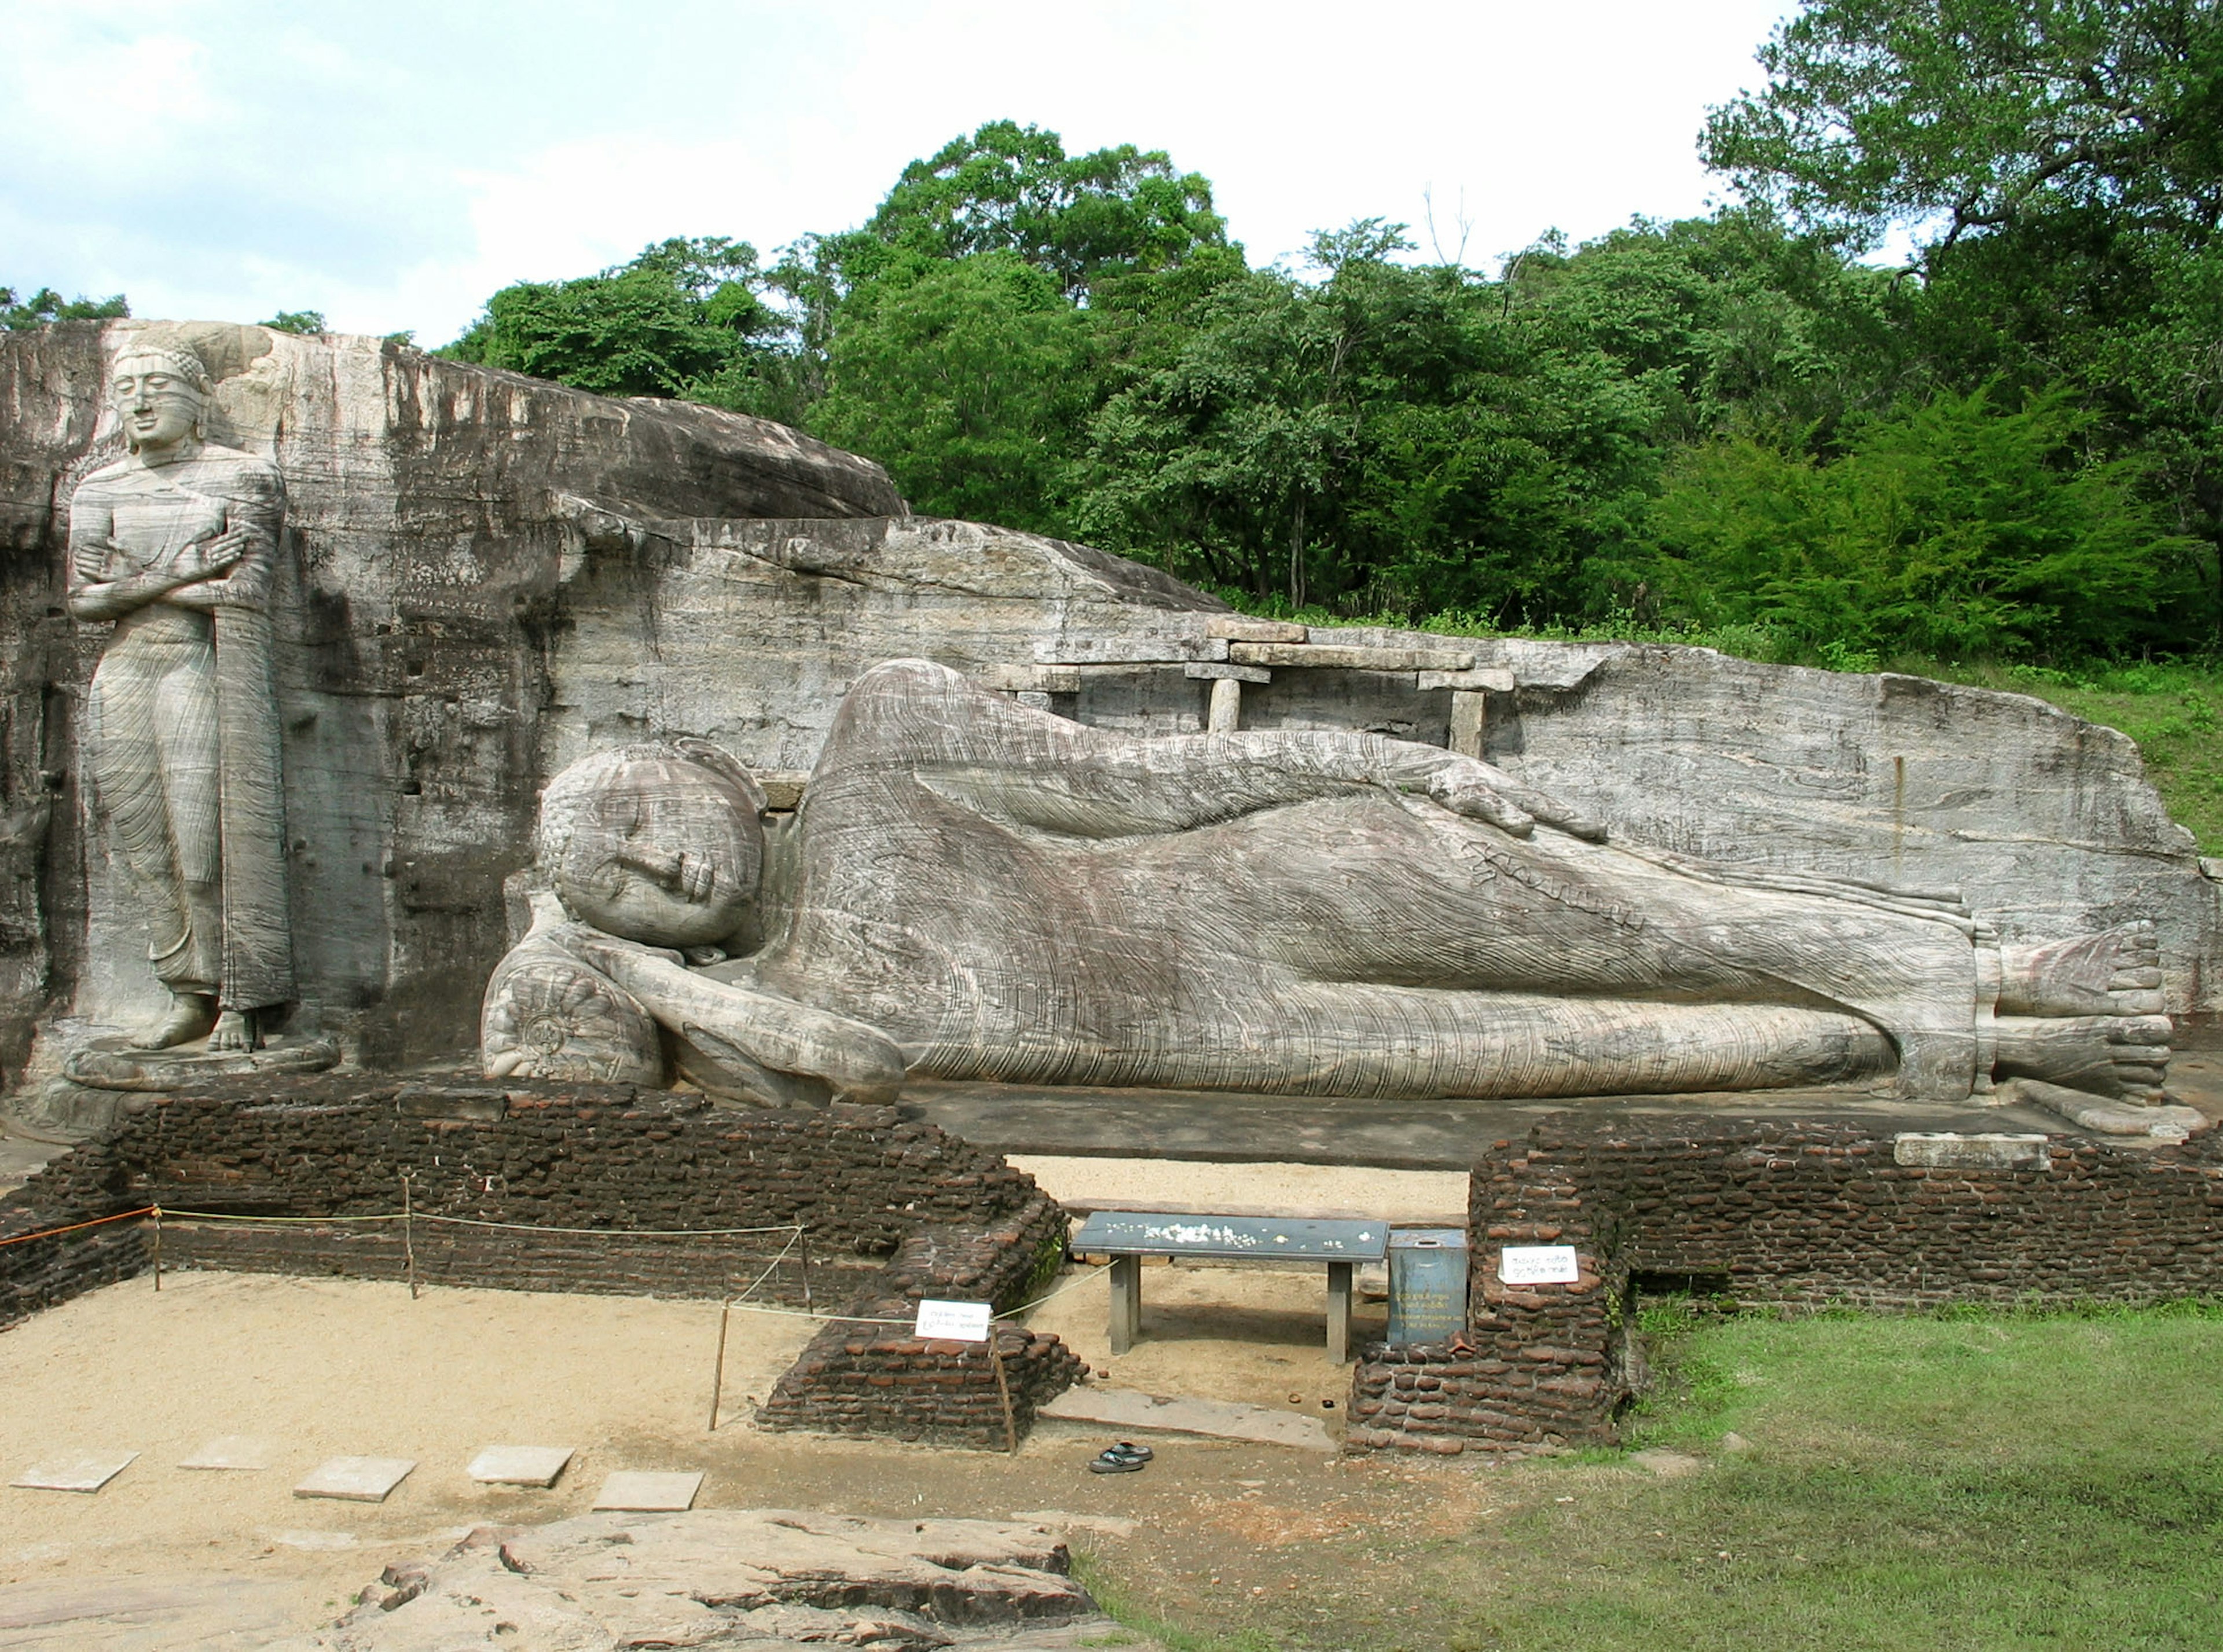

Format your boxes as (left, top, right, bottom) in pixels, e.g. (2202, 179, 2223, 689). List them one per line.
(1386, 1228, 1469, 1346)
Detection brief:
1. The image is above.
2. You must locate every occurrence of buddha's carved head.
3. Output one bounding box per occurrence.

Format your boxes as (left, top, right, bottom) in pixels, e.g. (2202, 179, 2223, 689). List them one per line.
(536, 740, 765, 948)
(109, 343, 214, 457)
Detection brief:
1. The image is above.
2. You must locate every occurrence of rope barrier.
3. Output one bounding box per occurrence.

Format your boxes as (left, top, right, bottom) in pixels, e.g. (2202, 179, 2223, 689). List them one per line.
(1, 1202, 1103, 1334)
(155, 1207, 806, 1239)
(0, 1206, 156, 1247)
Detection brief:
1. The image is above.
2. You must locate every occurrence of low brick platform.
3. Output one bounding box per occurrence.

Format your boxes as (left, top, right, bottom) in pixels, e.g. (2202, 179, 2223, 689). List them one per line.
(1348, 1116, 2223, 1457)
(0, 1075, 1085, 1448)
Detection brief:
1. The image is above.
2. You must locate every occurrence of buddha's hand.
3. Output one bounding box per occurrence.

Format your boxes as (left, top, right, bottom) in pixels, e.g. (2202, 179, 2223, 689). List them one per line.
(562, 929, 907, 1106)
(612, 846, 720, 904)
(158, 527, 249, 589)
(1424, 758, 1607, 842)
(72, 535, 123, 583)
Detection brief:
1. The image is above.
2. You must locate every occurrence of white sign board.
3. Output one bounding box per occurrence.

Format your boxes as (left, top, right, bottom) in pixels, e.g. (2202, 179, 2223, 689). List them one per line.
(1498, 1244, 1580, 1285)
(914, 1299, 993, 1342)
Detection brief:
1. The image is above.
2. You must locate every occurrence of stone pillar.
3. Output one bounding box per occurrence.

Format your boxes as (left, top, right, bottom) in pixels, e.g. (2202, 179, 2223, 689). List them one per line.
(1208, 677, 1242, 733)
(1449, 691, 1487, 758)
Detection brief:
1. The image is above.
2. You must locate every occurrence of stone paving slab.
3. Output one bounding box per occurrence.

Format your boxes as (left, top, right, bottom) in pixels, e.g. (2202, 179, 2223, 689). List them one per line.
(468, 1444, 576, 1486)
(10, 1452, 137, 1493)
(594, 1470, 703, 1511)
(178, 1434, 281, 1470)
(295, 1455, 417, 1502)
(1039, 1386, 1336, 1451)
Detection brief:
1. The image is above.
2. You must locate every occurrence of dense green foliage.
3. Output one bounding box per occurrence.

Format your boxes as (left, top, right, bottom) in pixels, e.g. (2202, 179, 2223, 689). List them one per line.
(1, 285, 127, 328)
(425, 16, 2223, 666)
(13, 3, 2215, 665)
(260, 309, 327, 334)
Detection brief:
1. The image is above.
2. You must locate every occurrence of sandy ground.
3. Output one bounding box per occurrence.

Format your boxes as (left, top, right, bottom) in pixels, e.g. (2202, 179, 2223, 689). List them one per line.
(0, 1234, 1389, 1642)
(0, 1269, 819, 1635)
(1029, 1258, 1386, 1414)
(1008, 1155, 1468, 1225)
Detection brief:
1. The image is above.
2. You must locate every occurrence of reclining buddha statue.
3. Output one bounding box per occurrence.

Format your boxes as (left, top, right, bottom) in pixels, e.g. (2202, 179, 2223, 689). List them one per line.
(482, 659, 2171, 1111)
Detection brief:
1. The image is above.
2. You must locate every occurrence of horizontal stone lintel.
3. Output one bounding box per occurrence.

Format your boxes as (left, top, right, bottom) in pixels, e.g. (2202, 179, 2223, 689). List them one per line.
(1032, 636, 1230, 665)
(1419, 667, 1517, 692)
(1206, 616, 1309, 643)
(1228, 641, 1477, 672)
(1184, 662, 1273, 684)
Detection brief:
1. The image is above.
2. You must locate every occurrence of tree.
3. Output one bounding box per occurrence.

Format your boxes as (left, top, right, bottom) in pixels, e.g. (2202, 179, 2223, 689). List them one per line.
(1704, 0, 2223, 252)
(262, 310, 327, 334)
(1646, 384, 2199, 658)
(1703, 2, 2223, 646)
(1, 286, 128, 329)
(853, 120, 1228, 298)
(442, 237, 775, 401)
(808, 252, 1095, 532)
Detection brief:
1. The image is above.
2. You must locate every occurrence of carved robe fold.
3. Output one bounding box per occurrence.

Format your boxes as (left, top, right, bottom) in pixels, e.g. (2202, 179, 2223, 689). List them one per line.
(68, 446, 296, 1012)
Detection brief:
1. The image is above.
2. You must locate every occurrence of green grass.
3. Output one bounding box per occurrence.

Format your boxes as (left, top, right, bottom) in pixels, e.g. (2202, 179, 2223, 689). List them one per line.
(1428, 1303, 2223, 1651)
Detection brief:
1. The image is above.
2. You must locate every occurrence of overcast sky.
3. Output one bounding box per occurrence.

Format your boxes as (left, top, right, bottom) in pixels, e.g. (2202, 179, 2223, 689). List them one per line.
(3, 0, 1799, 346)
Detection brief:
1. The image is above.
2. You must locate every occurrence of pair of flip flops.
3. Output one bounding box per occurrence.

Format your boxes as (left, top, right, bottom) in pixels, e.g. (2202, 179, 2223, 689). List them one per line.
(1088, 1441, 1153, 1474)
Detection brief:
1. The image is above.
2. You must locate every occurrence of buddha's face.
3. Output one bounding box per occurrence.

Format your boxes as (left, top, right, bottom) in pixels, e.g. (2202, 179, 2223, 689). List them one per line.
(110, 354, 205, 456)
(547, 751, 763, 948)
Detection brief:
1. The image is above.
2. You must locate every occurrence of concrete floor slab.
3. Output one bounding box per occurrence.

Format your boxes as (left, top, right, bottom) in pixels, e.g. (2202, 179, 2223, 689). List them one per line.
(178, 1435, 281, 1471)
(294, 1456, 416, 1502)
(594, 1470, 703, 1511)
(468, 1444, 576, 1486)
(1040, 1387, 1335, 1451)
(10, 1453, 137, 1493)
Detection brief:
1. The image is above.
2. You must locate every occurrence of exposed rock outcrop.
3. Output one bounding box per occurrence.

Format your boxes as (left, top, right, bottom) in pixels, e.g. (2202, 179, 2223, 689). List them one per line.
(1, 321, 2213, 1095)
(296, 1510, 1128, 1650)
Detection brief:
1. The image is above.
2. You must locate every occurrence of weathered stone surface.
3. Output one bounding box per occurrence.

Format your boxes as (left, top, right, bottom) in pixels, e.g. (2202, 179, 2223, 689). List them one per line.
(507, 664, 2184, 1105)
(0, 1576, 303, 1647)
(3, 320, 2215, 1102)
(289, 1510, 1121, 1650)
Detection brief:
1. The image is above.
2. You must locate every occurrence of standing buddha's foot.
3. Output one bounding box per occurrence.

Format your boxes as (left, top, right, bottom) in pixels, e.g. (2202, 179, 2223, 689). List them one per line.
(207, 1008, 262, 1053)
(127, 993, 218, 1051)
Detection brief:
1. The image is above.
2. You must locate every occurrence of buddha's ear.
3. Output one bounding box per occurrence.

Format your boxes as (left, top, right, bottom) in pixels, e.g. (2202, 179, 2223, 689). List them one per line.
(674, 737, 768, 816)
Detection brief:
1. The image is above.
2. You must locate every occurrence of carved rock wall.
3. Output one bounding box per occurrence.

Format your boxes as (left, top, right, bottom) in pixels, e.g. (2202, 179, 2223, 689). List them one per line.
(2, 320, 2215, 1085)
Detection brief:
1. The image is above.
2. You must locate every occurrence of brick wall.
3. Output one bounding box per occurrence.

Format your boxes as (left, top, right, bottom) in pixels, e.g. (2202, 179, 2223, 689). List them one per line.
(1349, 1117, 2223, 1458)
(0, 1075, 1084, 1448)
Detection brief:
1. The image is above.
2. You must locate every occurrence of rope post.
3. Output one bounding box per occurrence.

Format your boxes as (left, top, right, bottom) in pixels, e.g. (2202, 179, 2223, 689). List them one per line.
(991, 1328, 1018, 1456)
(401, 1175, 417, 1301)
(151, 1205, 162, 1292)
(798, 1227, 813, 1310)
(707, 1299, 732, 1433)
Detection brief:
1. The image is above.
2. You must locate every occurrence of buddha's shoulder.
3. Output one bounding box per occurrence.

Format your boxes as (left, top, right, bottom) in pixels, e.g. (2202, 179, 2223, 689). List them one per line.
(77, 445, 283, 495)
(188, 444, 284, 488)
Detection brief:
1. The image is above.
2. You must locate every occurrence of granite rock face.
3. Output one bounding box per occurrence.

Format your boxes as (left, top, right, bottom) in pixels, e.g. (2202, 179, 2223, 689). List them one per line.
(0, 320, 1212, 1075)
(1, 320, 2214, 1091)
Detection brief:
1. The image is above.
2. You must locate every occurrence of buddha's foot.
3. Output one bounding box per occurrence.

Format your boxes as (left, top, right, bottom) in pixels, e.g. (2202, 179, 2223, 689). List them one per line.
(1998, 922, 2164, 1018)
(1993, 1012, 2171, 1102)
(207, 1008, 262, 1053)
(129, 992, 218, 1051)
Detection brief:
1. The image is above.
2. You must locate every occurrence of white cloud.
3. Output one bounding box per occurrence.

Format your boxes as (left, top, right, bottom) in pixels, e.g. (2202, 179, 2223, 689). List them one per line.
(2, 0, 1798, 340)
